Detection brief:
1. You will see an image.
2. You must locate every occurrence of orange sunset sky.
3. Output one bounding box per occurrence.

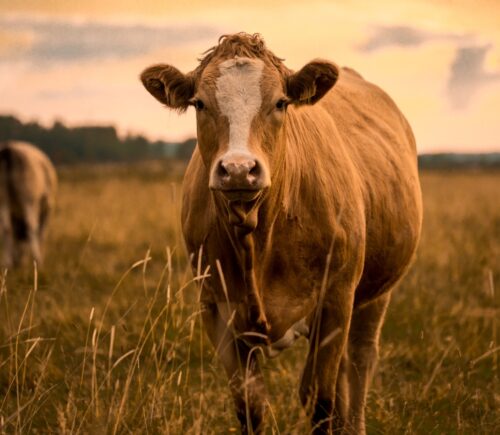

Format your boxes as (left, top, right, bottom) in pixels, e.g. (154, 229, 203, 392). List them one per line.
(1, 0, 499, 152)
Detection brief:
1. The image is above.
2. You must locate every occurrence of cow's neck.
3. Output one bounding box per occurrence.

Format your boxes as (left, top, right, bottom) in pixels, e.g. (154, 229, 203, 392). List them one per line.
(213, 194, 272, 336)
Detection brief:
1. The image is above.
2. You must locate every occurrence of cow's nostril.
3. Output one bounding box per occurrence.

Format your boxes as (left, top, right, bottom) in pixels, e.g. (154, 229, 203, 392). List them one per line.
(216, 160, 229, 178)
(249, 161, 261, 177)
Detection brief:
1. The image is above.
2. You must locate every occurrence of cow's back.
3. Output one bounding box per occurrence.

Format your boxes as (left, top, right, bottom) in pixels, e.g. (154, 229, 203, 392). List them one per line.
(4, 141, 56, 197)
(0, 141, 57, 215)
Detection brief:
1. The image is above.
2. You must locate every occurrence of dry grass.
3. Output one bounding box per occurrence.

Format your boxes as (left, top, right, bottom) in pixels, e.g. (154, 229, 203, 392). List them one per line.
(0, 163, 498, 434)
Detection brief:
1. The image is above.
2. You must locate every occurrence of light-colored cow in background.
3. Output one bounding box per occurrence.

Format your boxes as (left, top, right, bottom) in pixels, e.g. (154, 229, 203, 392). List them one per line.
(0, 141, 57, 268)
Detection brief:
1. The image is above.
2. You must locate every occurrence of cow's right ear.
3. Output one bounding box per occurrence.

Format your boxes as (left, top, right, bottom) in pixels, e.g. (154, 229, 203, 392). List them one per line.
(140, 64, 195, 111)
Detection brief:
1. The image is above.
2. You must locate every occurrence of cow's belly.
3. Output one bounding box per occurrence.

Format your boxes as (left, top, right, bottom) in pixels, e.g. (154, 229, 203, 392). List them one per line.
(356, 209, 422, 305)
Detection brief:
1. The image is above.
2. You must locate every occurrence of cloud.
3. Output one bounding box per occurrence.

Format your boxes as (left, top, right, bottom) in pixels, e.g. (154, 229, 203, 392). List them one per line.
(0, 15, 219, 64)
(448, 44, 500, 108)
(358, 25, 468, 52)
(359, 24, 500, 109)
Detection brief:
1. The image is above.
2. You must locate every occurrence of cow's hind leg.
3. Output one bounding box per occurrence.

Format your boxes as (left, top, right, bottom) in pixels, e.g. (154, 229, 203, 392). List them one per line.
(24, 204, 43, 266)
(203, 302, 266, 434)
(300, 298, 353, 434)
(38, 196, 50, 245)
(347, 292, 391, 435)
(335, 351, 349, 425)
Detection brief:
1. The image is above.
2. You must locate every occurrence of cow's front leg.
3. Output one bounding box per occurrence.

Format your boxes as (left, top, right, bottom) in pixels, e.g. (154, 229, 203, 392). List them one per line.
(202, 302, 266, 434)
(300, 297, 353, 434)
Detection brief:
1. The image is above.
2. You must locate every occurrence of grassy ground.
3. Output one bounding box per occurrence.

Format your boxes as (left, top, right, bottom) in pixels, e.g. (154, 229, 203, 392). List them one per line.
(0, 163, 498, 434)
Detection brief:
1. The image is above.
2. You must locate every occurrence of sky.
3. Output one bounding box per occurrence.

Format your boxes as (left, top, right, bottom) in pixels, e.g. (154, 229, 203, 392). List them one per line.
(0, 0, 499, 153)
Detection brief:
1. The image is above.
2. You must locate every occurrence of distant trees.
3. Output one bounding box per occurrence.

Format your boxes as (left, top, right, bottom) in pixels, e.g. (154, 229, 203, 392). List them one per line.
(418, 153, 500, 169)
(0, 114, 196, 165)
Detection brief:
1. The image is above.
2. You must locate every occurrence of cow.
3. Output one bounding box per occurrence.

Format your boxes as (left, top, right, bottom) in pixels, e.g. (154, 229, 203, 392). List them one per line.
(141, 33, 422, 434)
(0, 141, 57, 268)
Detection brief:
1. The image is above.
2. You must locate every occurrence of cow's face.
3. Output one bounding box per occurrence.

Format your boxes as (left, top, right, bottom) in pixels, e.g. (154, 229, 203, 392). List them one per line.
(193, 57, 286, 202)
(141, 57, 338, 202)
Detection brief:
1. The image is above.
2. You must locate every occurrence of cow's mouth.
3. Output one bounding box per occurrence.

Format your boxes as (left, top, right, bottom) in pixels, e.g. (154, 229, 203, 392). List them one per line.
(219, 188, 262, 202)
(223, 191, 266, 230)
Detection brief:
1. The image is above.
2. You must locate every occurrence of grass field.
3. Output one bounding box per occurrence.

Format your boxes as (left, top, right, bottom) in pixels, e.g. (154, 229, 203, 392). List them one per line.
(1, 162, 499, 434)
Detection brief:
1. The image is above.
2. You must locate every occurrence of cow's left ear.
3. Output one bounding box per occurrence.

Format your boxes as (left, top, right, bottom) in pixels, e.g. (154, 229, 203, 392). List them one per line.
(286, 60, 339, 105)
(141, 64, 195, 112)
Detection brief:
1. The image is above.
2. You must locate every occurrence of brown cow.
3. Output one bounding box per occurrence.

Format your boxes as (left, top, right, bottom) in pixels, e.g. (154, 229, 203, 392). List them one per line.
(141, 33, 422, 434)
(0, 141, 57, 268)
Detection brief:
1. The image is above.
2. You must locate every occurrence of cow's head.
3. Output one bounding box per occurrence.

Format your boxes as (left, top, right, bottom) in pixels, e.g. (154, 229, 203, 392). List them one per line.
(141, 34, 338, 204)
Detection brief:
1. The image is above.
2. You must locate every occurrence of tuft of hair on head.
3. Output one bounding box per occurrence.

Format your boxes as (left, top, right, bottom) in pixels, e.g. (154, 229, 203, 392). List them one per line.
(195, 32, 290, 77)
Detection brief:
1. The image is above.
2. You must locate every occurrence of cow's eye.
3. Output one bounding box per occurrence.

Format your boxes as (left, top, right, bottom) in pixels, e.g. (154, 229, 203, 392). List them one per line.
(275, 99, 287, 111)
(194, 99, 205, 111)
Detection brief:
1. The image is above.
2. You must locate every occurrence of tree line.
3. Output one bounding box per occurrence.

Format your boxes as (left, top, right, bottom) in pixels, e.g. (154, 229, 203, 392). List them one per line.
(0, 114, 196, 165)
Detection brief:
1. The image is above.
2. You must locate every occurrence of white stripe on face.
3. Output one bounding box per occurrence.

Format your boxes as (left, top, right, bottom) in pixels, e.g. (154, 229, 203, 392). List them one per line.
(215, 57, 264, 156)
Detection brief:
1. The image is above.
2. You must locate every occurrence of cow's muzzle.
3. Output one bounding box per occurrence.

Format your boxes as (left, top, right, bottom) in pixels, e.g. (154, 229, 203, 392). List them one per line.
(210, 153, 270, 201)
